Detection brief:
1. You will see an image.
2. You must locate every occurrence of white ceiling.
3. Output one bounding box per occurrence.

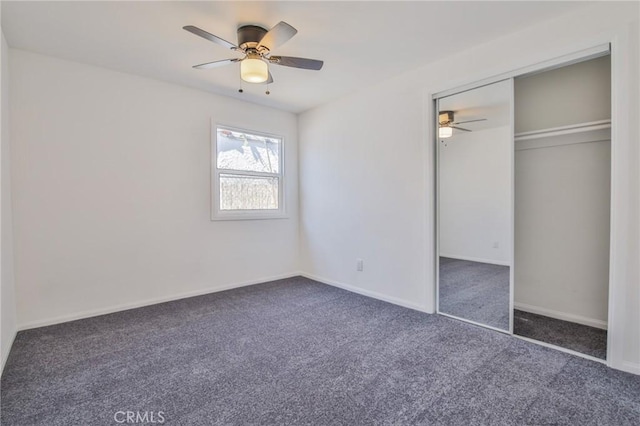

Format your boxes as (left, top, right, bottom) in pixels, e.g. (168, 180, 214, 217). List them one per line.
(2, 1, 590, 113)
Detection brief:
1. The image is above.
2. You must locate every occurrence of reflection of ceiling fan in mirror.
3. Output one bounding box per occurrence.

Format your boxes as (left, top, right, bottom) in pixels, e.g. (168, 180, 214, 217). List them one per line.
(438, 111, 487, 138)
(183, 21, 324, 94)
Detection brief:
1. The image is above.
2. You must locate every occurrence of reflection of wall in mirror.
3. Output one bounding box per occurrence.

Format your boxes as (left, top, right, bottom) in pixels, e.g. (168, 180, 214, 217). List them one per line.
(439, 125, 510, 265)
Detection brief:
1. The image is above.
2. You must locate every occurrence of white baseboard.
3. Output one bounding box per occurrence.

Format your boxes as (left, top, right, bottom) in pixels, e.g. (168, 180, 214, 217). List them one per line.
(11, 272, 637, 376)
(439, 253, 510, 267)
(619, 361, 640, 376)
(17, 272, 301, 331)
(514, 302, 607, 329)
(1, 330, 17, 374)
(300, 272, 428, 313)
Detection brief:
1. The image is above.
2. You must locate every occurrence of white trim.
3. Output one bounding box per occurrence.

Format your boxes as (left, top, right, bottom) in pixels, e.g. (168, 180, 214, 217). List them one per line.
(439, 312, 510, 334)
(434, 97, 441, 315)
(1, 330, 17, 374)
(423, 92, 436, 314)
(515, 302, 607, 330)
(605, 31, 624, 371)
(17, 272, 300, 331)
(508, 77, 515, 335)
(432, 43, 610, 99)
(619, 361, 640, 376)
(300, 272, 428, 313)
(513, 335, 606, 364)
(439, 253, 510, 267)
(211, 121, 286, 221)
(212, 211, 289, 221)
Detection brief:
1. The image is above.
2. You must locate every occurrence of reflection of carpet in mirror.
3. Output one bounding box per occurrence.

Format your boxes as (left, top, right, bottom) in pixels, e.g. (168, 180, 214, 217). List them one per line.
(439, 257, 510, 330)
(514, 310, 607, 359)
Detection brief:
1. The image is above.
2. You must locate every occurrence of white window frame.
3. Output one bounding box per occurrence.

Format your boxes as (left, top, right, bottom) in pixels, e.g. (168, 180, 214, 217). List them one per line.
(211, 122, 286, 221)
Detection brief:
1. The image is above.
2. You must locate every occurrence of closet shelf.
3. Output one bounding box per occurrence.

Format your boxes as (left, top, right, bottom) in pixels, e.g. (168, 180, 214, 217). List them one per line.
(515, 120, 611, 151)
(515, 120, 611, 141)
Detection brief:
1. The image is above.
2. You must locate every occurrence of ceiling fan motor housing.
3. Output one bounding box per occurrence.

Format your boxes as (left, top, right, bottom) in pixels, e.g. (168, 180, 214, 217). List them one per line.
(237, 25, 268, 50)
(439, 111, 455, 125)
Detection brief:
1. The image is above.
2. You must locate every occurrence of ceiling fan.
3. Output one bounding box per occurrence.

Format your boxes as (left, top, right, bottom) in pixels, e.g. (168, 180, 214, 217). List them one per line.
(183, 21, 324, 90)
(438, 111, 487, 138)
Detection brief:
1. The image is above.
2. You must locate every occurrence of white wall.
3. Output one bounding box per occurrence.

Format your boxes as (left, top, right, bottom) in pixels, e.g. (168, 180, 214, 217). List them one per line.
(1, 28, 18, 371)
(515, 139, 611, 327)
(299, 80, 429, 311)
(439, 126, 511, 265)
(299, 2, 639, 374)
(514, 55, 611, 133)
(9, 49, 299, 329)
(514, 57, 611, 329)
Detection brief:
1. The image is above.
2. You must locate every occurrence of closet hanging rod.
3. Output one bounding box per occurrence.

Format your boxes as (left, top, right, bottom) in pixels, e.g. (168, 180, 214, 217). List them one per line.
(514, 119, 611, 142)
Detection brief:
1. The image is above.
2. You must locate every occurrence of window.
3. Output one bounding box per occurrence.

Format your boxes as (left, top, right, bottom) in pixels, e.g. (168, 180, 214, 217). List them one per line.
(212, 124, 285, 220)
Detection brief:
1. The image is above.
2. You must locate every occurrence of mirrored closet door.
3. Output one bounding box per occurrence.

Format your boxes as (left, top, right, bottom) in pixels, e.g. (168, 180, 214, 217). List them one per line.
(436, 79, 513, 332)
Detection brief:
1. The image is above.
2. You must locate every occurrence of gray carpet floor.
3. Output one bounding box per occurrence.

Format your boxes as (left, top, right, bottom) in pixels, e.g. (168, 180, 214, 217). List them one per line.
(439, 257, 510, 330)
(2, 277, 639, 425)
(514, 309, 608, 360)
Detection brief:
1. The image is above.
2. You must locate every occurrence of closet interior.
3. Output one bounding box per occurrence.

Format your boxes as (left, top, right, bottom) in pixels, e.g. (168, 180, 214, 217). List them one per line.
(513, 55, 611, 359)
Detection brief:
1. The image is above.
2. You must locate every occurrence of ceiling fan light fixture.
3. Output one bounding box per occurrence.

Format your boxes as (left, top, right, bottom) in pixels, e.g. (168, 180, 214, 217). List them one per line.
(241, 57, 268, 83)
(439, 126, 453, 138)
(184, 21, 324, 89)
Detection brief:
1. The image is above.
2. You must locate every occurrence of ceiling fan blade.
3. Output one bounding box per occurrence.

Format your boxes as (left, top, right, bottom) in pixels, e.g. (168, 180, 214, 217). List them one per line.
(183, 25, 237, 50)
(451, 126, 471, 132)
(269, 56, 323, 70)
(193, 58, 241, 69)
(257, 21, 297, 51)
(453, 118, 487, 125)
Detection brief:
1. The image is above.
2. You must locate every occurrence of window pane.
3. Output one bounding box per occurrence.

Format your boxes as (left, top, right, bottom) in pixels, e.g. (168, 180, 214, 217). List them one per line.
(217, 128, 280, 173)
(219, 174, 279, 210)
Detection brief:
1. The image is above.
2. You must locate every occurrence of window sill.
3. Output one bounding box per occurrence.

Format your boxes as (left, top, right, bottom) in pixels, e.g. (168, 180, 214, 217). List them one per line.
(211, 212, 289, 221)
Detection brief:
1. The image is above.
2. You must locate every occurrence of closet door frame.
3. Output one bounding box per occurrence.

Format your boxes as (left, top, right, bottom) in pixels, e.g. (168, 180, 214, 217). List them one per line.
(432, 42, 614, 364)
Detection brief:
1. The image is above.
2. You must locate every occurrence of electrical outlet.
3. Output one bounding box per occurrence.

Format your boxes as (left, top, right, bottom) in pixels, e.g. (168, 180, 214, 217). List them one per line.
(356, 259, 364, 272)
